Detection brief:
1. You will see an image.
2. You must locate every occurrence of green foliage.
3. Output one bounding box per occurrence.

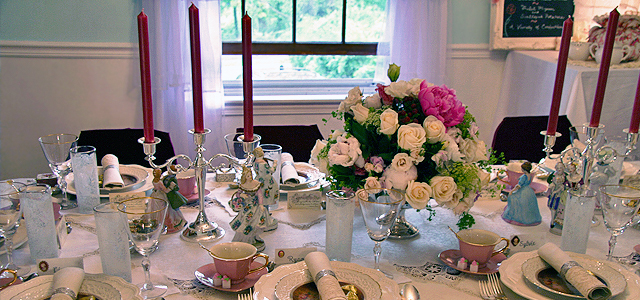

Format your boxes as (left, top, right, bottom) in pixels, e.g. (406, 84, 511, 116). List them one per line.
(290, 56, 377, 79)
(456, 211, 475, 230)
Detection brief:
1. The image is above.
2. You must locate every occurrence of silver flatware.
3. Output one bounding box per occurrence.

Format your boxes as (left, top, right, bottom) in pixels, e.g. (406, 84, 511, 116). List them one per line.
(479, 273, 507, 300)
(237, 287, 252, 300)
(400, 283, 420, 300)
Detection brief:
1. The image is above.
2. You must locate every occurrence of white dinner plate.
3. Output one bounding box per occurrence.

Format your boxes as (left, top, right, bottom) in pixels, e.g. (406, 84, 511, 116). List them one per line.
(521, 255, 626, 299)
(275, 268, 382, 300)
(254, 261, 399, 300)
(281, 163, 324, 191)
(500, 251, 640, 300)
(1, 273, 142, 300)
(67, 164, 152, 196)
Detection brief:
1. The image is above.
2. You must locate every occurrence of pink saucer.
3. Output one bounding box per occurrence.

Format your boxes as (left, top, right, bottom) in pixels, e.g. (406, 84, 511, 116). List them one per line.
(195, 261, 267, 292)
(502, 182, 546, 194)
(439, 249, 506, 275)
(183, 188, 211, 204)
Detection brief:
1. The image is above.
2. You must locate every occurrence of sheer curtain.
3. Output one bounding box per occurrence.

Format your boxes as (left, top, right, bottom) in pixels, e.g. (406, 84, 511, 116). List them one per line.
(141, 0, 225, 159)
(375, 0, 448, 85)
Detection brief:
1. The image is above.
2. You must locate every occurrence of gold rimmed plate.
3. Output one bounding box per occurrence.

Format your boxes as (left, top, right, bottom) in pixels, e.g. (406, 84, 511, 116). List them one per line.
(67, 165, 151, 195)
(274, 268, 380, 300)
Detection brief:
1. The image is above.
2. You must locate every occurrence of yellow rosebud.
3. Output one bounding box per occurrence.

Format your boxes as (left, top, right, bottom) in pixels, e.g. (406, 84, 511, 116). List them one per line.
(387, 63, 400, 82)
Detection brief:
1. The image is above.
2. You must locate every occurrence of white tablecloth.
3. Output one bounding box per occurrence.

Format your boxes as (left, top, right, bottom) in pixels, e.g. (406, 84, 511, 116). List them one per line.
(492, 50, 640, 140)
(5, 174, 640, 300)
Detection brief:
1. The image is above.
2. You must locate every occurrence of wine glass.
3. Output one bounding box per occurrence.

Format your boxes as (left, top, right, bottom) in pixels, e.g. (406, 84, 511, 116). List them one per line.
(118, 197, 168, 299)
(357, 187, 404, 277)
(38, 133, 78, 209)
(598, 184, 640, 260)
(0, 180, 28, 277)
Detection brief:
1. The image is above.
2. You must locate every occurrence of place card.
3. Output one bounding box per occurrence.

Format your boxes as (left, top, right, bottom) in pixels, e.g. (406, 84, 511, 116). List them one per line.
(507, 233, 547, 254)
(274, 247, 317, 265)
(287, 190, 322, 209)
(215, 168, 236, 182)
(36, 257, 84, 275)
(109, 191, 146, 203)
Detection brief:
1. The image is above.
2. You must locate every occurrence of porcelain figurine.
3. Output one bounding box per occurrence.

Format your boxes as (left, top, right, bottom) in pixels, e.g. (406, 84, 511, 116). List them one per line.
(502, 161, 542, 226)
(229, 166, 267, 251)
(150, 168, 188, 234)
(566, 163, 584, 191)
(253, 147, 279, 231)
(547, 162, 568, 234)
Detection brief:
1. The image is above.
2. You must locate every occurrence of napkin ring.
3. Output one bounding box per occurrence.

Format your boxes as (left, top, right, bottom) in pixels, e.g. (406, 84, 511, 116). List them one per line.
(103, 164, 119, 171)
(560, 260, 581, 280)
(53, 287, 77, 299)
(314, 269, 337, 282)
(282, 161, 295, 167)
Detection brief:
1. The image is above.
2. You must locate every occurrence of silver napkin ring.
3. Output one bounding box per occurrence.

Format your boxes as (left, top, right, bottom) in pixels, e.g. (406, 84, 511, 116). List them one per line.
(282, 161, 294, 167)
(560, 260, 581, 280)
(52, 287, 77, 299)
(314, 269, 337, 282)
(103, 164, 119, 171)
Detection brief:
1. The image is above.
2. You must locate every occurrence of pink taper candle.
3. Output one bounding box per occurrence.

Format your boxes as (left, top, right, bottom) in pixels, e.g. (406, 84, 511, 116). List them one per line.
(242, 13, 254, 142)
(189, 4, 204, 133)
(547, 17, 573, 135)
(590, 8, 620, 127)
(630, 73, 640, 133)
(137, 10, 154, 143)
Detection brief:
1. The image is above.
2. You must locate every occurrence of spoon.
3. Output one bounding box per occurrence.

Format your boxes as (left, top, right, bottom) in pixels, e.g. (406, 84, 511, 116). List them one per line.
(6, 180, 20, 193)
(448, 226, 462, 239)
(198, 243, 215, 257)
(400, 283, 420, 300)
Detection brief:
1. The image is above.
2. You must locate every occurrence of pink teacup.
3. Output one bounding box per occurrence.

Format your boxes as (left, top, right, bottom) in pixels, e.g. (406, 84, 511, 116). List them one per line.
(206, 242, 269, 284)
(457, 229, 509, 268)
(176, 170, 196, 197)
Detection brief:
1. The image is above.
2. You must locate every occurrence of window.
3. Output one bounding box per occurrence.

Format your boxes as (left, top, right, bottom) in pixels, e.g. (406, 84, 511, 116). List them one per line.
(220, 0, 387, 98)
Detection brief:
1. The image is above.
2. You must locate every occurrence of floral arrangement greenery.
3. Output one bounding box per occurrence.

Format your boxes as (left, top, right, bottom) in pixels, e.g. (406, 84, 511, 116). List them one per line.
(310, 64, 493, 229)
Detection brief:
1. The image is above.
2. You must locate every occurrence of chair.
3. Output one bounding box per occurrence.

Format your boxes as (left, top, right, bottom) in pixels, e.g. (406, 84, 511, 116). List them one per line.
(77, 128, 176, 168)
(236, 125, 324, 162)
(491, 116, 573, 163)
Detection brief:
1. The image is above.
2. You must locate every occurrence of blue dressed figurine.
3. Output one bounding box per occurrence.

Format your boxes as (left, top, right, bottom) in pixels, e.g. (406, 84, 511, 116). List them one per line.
(546, 162, 568, 234)
(229, 166, 268, 251)
(502, 161, 542, 226)
(253, 147, 279, 231)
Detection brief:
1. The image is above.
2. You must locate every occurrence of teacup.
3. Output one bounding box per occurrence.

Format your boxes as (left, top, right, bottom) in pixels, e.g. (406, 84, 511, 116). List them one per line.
(457, 229, 509, 267)
(499, 161, 525, 187)
(176, 169, 196, 197)
(568, 41, 590, 61)
(206, 242, 269, 284)
(0, 269, 19, 290)
(590, 42, 630, 65)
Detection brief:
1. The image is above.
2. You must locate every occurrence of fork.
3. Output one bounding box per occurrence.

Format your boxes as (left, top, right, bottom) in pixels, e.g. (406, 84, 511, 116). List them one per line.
(479, 273, 507, 300)
(237, 287, 252, 300)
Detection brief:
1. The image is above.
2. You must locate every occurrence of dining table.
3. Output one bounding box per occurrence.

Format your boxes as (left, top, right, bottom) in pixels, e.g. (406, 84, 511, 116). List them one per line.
(4, 168, 640, 300)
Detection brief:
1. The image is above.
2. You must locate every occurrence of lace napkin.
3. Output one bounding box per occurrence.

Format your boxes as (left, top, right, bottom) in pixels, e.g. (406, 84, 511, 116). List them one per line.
(281, 152, 300, 184)
(304, 252, 347, 300)
(51, 267, 85, 300)
(101, 154, 124, 188)
(537, 243, 611, 300)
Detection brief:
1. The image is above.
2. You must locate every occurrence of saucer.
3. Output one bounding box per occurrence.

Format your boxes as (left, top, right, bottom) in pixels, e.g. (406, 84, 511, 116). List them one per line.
(195, 262, 267, 292)
(439, 249, 506, 275)
(502, 182, 547, 194)
(183, 188, 211, 204)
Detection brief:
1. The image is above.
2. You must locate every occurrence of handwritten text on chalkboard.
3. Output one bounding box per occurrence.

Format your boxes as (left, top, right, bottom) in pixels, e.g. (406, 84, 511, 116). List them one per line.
(503, 0, 574, 38)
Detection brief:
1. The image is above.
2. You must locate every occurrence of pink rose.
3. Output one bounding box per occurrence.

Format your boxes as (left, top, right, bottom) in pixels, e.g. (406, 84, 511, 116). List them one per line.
(418, 82, 466, 127)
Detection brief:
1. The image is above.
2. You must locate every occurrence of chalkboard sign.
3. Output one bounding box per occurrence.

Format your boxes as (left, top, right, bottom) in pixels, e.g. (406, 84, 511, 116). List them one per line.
(491, 0, 575, 50)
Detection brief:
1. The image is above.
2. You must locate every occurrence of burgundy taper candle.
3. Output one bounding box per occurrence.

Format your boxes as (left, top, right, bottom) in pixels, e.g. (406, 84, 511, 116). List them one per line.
(138, 10, 154, 143)
(630, 73, 640, 133)
(242, 13, 254, 142)
(590, 8, 620, 127)
(547, 17, 573, 135)
(189, 4, 205, 133)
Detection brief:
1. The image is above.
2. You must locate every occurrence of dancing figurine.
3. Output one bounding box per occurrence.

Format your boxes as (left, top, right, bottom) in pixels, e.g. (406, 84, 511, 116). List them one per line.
(566, 163, 584, 191)
(547, 162, 568, 234)
(502, 161, 542, 226)
(150, 167, 188, 234)
(253, 147, 279, 231)
(229, 166, 267, 251)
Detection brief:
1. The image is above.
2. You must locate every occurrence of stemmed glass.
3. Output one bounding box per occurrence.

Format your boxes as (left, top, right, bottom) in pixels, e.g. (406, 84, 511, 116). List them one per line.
(598, 185, 640, 260)
(0, 180, 28, 277)
(118, 197, 168, 299)
(357, 188, 404, 277)
(38, 133, 78, 209)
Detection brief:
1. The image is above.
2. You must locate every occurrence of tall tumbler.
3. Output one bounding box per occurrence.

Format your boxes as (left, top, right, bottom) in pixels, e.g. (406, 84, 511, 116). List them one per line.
(19, 183, 58, 261)
(70, 145, 100, 214)
(325, 190, 355, 262)
(261, 144, 282, 210)
(561, 189, 597, 254)
(94, 202, 132, 282)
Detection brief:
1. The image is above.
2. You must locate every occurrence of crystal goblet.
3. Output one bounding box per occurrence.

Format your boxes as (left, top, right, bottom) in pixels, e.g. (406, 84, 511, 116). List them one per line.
(118, 197, 168, 299)
(599, 184, 640, 260)
(0, 180, 28, 277)
(357, 188, 404, 277)
(38, 133, 78, 209)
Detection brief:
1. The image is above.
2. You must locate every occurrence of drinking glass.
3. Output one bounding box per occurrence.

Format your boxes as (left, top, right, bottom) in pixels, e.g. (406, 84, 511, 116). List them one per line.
(118, 197, 168, 299)
(357, 188, 404, 277)
(599, 185, 640, 260)
(38, 133, 78, 209)
(0, 180, 27, 276)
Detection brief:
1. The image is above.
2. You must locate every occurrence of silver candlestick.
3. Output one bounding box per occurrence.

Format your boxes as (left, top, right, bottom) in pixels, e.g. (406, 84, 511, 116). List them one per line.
(541, 130, 562, 159)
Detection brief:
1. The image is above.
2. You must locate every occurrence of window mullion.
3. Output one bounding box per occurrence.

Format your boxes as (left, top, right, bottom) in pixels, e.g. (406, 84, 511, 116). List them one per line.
(292, 0, 297, 43)
(341, 0, 347, 44)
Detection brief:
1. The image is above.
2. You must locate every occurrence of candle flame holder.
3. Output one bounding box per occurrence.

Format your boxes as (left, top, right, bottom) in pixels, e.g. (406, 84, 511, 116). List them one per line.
(139, 129, 259, 242)
(541, 131, 562, 159)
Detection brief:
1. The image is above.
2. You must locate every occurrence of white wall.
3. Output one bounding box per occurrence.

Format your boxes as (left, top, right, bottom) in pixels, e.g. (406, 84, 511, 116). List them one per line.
(0, 41, 506, 179)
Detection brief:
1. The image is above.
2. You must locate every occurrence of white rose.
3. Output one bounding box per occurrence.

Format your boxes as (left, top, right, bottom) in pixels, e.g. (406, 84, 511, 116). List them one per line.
(339, 86, 362, 112)
(478, 168, 491, 187)
(364, 93, 382, 109)
(407, 78, 424, 96)
(423, 115, 446, 143)
(453, 193, 477, 214)
(379, 108, 399, 135)
(430, 176, 458, 207)
(364, 163, 375, 172)
(364, 177, 382, 194)
(384, 80, 414, 98)
(459, 138, 488, 163)
(351, 103, 370, 124)
(355, 189, 369, 202)
(397, 123, 426, 150)
(329, 129, 345, 141)
(442, 134, 464, 162)
(391, 153, 414, 172)
(447, 127, 463, 144)
(327, 135, 362, 167)
(309, 139, 328, 173)
(431, 150, 449, 167)
(382, 164, 418, 191)
(410, 148, 425, 163)
(405, 180, 432, 210)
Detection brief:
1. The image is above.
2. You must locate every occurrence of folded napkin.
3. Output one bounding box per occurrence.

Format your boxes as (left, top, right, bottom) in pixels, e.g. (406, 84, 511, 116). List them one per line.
(101, 154, 124, 188)
(304, 252, 347, 300)
(281, 153, 300, 184)
(538, 243, 611, 300)
(51, 267, 85, 300)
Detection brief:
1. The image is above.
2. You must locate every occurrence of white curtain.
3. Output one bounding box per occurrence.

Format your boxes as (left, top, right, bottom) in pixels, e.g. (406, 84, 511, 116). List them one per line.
(141, 0, 225, 159)
(375, 0, 448, 85)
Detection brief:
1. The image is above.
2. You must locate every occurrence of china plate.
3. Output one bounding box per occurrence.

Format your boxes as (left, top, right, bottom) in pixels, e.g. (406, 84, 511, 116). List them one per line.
(281, 163, 324, 191)
(0, 219, 28, 255)
(1, 273, 142, 300)
(275, 268, 382, 300)
(438, 249, 506, 275)
(254, 261, 399, 300)
(521, 255, 626, 299)
(195, 262, 267, 292)
(67, 164, 150, 195)
(500, 251, 639, 300)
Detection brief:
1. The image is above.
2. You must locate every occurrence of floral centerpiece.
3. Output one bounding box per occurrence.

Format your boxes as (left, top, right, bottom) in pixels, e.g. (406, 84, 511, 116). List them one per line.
(310, 64, 492, 229)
